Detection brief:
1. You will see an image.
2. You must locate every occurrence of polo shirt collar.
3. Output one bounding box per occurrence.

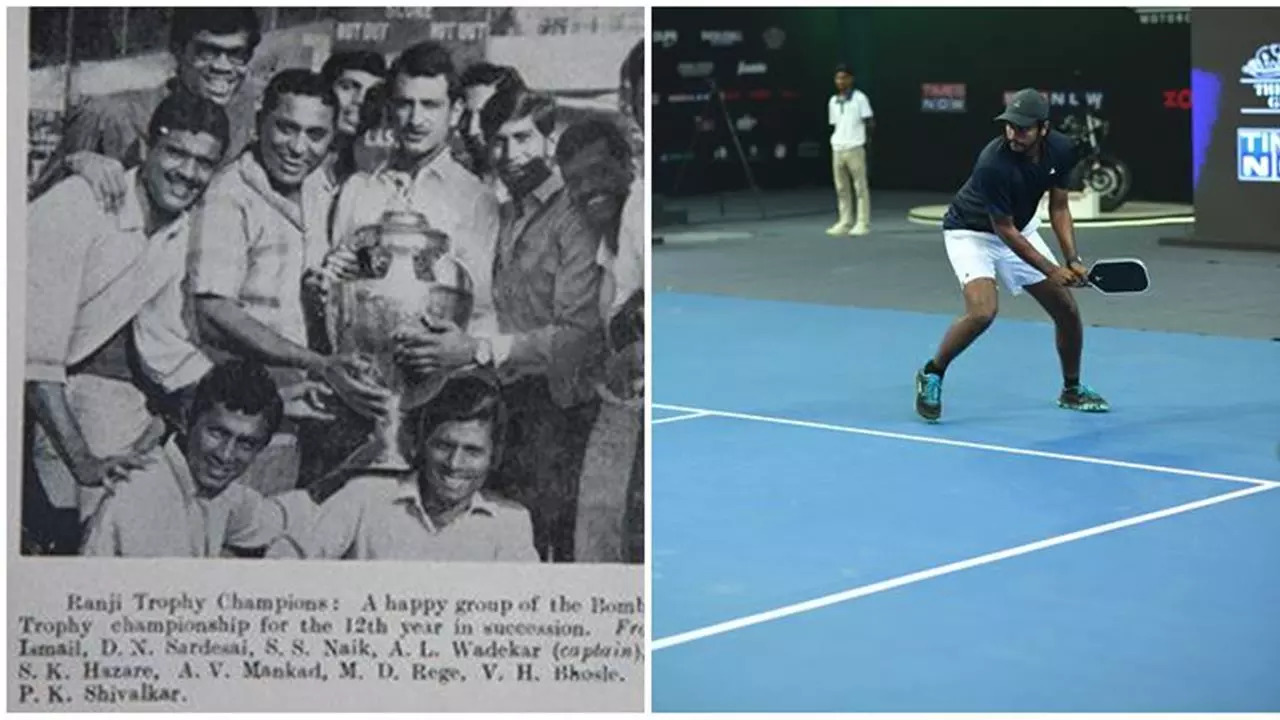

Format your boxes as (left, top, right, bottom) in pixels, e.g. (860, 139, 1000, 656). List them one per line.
(376, 143, 467, 189)
(392, 474, 497, 530)
(235, 150, 335, 231)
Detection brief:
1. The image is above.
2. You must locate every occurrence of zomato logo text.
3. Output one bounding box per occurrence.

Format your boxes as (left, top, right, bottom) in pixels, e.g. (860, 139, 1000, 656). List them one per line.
(1163, 88, 1191, 110)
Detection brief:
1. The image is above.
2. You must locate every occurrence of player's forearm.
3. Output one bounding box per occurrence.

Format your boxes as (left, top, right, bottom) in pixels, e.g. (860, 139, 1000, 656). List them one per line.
(196, 297, 326, 373)
(26, 381, 96, 484)
(1049, 206, 1079, 261)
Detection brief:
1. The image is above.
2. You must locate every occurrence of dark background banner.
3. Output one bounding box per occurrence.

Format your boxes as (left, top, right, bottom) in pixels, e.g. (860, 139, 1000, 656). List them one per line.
(1189, 8, 1280, 251)
(652, 7, 1192, 203)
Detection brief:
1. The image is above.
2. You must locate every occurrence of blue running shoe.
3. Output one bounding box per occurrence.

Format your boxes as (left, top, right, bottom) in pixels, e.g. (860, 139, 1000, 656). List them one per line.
(1058, 383, 1110, 412)
(915, 366, 943, 422)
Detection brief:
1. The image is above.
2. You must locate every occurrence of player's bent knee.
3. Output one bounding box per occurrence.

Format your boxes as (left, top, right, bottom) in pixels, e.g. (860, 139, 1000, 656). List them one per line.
(968, 306, 998, 328)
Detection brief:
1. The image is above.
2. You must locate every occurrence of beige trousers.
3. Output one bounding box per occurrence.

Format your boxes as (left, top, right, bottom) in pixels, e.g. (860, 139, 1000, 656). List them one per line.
(832, 146, 870, 229)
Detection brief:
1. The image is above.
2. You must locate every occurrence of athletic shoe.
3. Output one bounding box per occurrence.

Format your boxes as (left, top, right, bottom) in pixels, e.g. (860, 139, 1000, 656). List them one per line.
(915, 366, 943, 422)
(1058, 383, 1110, 412)
(826, 223, 852, 235)
(848, 225, 870, 236)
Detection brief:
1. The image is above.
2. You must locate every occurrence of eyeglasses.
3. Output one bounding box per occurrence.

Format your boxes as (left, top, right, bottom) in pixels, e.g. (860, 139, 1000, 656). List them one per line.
(189, 39, 253, 68)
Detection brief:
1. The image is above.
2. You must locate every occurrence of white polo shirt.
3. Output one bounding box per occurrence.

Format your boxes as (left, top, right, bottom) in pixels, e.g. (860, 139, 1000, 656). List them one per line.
(80, 438, 307, 558)
(828, 90, 874, 150)
(264, 475, 540, 562)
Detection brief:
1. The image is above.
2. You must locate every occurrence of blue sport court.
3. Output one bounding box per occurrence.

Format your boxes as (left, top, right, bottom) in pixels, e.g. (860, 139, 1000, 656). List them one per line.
(651, 291, 1280, 713)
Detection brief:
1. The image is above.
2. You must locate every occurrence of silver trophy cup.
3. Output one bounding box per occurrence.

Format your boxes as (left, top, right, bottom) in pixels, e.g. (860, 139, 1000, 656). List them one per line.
(327, 210, 474, 472)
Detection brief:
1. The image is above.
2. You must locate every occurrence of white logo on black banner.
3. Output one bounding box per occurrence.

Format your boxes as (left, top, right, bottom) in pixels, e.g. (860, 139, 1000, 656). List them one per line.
(701, 30, 743, 47)
(1242, 43, 1280, 115)
(677, 62, 715, 79)
(737, 61, 767, 75)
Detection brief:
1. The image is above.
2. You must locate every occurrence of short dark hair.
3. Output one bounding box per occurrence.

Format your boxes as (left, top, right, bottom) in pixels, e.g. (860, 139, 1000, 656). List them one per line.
(413, 369, 507, 466)
(479, 87, 557, 142)
(388, 41, 460, 101)
(260, 68, 339, 117)
(322, 50, 387, 86)
(188, 360, 284, 438)
(169, 8, 262, 55)
(835, 63, 853, 76)
(555, 118, 633, 168)
(459, 62, 526, 94)
(146, 91, 231, 159)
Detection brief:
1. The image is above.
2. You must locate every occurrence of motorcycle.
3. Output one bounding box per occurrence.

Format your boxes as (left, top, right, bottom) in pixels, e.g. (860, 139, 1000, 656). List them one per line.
(1058, 110, 1133, 213)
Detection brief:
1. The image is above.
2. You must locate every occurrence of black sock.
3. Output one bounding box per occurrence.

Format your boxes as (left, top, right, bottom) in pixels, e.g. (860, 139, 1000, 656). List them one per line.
(924, 360, 944, 377)
(1064, 376, 1080, 390)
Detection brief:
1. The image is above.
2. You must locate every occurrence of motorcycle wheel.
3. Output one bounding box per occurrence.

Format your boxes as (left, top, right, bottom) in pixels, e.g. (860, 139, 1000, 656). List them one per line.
(1070, 155, 1133, 212)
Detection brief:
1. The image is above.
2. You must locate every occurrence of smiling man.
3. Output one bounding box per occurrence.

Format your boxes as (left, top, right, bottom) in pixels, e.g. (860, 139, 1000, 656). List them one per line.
(24, 92, 229, 553)
(327, 41, 501, 339)
(30, 8, 263, 206)
(81, 360, 308, 557)
(915, 88, 1109, 422)
(554, 118, 645, 563)
(267, 369, 538, 562)
(132, 69, 389, 500)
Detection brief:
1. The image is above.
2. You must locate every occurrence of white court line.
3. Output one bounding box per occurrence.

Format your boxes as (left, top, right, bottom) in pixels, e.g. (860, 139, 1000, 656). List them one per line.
(652, 482, 1279, 651)
(652, 411, 712, 425)
(653, 403, 1280, 488)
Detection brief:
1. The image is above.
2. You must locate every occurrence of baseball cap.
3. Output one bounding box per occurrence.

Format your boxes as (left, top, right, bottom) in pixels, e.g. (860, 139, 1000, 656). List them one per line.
(995, 88, 1049, 127)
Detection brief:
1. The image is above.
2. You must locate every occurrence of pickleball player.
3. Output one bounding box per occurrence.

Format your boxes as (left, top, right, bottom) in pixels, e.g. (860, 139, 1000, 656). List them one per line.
(914, 87, 1109, 422)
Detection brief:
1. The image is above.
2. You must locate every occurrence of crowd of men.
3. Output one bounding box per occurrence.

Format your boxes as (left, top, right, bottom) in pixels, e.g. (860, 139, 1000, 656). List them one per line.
(23, 8, 646, 564)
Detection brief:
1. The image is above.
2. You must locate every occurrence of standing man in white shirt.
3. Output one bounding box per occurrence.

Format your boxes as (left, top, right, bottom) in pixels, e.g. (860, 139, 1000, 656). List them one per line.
(826, 64, 875, 236)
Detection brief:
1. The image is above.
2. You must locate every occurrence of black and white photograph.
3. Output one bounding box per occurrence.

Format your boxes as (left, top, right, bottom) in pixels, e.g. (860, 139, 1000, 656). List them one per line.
(17, 5, 646, 567)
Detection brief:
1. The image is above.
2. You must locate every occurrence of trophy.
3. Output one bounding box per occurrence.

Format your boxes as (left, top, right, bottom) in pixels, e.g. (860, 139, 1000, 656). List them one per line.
(327, 210, 475, 472)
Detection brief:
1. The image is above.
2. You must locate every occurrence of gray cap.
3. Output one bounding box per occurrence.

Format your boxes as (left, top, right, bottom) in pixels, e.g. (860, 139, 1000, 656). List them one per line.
(995, 88, 1049, 127)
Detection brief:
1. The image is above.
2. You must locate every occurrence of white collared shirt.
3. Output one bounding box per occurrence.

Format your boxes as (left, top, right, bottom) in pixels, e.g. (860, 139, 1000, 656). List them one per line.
(829, 89, 874, 150)
(25, 169, 190, 384)
(80, 438, 304, 557)
(133, 151, 339, 391)
(266, 475, 540, 562)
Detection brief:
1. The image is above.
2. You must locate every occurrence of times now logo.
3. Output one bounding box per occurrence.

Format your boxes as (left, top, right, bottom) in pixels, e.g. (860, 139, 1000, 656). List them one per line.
(1238, 127, 1280, 182)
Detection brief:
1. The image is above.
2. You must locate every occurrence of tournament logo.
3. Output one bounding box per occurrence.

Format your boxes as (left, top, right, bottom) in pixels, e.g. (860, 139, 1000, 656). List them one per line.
(1240, 43, 1280, 115)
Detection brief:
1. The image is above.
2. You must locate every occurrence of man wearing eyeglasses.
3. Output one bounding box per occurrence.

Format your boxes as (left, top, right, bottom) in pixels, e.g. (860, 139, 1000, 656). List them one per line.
(913, 88, 1109, 423)
(29, 8, 263, 209)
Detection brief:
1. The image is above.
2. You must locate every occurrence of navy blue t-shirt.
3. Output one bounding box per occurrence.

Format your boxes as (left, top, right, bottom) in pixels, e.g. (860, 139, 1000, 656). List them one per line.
(942, 130, 1077, 233)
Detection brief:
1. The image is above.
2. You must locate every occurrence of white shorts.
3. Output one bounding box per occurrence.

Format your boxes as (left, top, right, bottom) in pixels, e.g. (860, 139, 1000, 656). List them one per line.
(943, 222, 1059, 296)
